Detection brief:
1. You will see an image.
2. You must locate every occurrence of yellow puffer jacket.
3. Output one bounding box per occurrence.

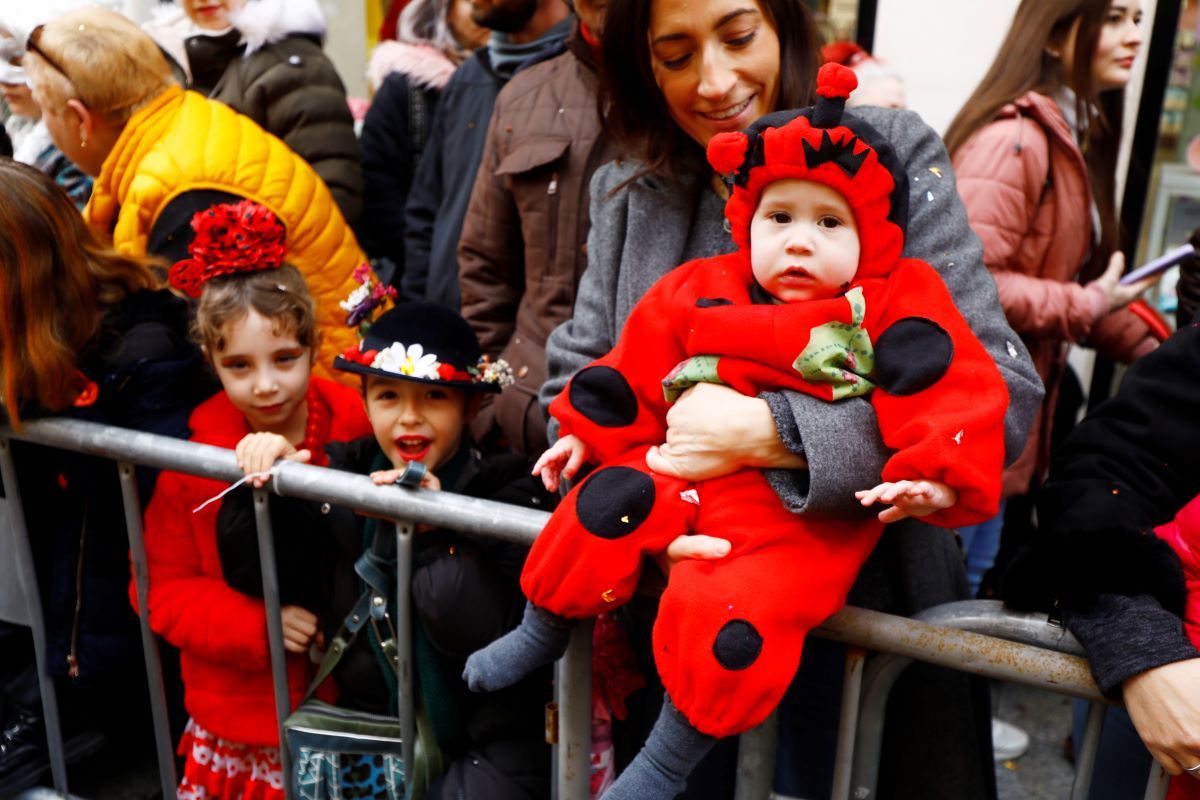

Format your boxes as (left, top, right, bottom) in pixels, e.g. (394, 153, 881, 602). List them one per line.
(86, 86, 376, 382)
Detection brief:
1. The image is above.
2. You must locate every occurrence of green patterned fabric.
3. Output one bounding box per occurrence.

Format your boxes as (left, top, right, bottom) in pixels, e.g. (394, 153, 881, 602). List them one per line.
(791, 287, 876, 400)
(662, 355, 725, 403)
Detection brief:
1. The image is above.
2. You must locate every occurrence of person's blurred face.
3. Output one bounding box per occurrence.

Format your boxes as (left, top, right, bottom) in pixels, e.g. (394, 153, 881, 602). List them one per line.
(1091, 0, 1143, 91)
(448, 0, 490, 48)
(648, 0, 780, 149)
(181, 0, 246, 31)
(1060, 1, 1143, 94)
(469, 0, 539, 33)
(574, 0, 608, 38)
(0, 81, 39, 118)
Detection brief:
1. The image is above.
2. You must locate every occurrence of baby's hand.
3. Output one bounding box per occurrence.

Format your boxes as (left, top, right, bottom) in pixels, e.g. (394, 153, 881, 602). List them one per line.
(855, 479, 958, 524)
(280, 605, 323, 654)
(370, 467, 442, 492)
(235, 432, 311, 488)
(532, 434, 591, 493)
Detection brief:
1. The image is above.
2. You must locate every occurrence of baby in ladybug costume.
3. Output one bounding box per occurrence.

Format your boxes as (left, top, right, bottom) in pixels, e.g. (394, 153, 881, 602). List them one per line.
(465, 63, 1009, 799)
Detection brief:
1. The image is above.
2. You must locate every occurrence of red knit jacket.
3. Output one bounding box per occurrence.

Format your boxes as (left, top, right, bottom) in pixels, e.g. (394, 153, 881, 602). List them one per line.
(133, 377, 371, 746)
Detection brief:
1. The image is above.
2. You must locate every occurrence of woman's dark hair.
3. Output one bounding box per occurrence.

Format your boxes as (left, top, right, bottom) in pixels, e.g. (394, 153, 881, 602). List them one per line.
(599, 0, 821, 178)
(944, 0, 1126, 280)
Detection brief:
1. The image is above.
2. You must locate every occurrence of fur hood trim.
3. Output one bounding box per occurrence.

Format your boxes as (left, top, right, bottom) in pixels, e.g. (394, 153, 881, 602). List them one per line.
(367, 40, 457, 92)
(228, 0, 328, 55)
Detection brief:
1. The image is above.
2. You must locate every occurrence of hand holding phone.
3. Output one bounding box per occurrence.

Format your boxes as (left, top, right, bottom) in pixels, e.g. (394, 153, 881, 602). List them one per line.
(1120, 244, 1195, 285)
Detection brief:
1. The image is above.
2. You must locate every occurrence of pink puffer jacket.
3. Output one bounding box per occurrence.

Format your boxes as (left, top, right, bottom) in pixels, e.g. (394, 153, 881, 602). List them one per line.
(953, 91, 1154, 496)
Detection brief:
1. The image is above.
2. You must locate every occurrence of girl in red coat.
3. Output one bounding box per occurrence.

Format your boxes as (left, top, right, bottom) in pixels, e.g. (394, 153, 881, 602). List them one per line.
(135, 200, 373, 800)
(465, 65, 1009, 799)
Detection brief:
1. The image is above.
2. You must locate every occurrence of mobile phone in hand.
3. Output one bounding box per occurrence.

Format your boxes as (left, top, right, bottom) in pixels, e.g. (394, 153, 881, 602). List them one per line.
(1120, 244, 1196, 285)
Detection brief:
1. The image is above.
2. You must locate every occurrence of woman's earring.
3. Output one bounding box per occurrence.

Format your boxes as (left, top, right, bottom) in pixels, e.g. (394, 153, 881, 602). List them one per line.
(80, 133, 87, 150)
(1045, 48, 1061, 59)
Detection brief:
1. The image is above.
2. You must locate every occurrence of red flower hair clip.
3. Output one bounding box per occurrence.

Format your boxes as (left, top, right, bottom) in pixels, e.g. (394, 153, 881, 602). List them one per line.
(168, 200, 288, 297)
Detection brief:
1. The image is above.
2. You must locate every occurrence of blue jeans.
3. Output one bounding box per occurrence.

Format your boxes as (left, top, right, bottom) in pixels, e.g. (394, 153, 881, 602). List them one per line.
(957, 501, 1007, 597)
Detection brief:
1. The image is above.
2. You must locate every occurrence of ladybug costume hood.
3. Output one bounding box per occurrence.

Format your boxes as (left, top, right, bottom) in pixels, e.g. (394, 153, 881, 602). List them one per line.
(707, 63, 910, 281)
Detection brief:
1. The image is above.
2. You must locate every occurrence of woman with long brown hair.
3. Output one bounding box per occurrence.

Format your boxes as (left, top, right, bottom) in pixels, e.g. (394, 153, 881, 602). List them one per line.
(535, 0, 1043, 794)
(0, 160, 204, 789)
(946, 0, 1156, 612)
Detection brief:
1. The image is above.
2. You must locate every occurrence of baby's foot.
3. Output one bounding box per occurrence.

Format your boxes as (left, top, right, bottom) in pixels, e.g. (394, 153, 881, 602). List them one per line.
(600, 699, 715, 800)
(463, 602, 573, 692)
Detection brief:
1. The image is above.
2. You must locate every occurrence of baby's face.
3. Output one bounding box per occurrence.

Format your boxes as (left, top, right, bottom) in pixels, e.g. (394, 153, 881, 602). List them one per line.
(749, 179, 860, 303)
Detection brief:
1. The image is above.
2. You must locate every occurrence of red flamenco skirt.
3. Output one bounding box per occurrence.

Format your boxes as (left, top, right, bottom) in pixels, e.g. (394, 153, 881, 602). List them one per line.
(177, 719, 285, 800)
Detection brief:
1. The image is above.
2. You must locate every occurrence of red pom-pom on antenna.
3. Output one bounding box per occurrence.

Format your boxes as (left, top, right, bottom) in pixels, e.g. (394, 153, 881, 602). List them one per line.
(816, 62, 858, 99)
(707, 131, 749, 176)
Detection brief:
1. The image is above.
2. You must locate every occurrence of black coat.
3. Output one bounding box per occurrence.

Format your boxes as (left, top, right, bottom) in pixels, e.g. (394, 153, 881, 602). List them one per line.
(358, 72, 441, 281)
(6, 290, 207, 684)
(217, 438, 556, 800)
(1004, 319, 1200, 693)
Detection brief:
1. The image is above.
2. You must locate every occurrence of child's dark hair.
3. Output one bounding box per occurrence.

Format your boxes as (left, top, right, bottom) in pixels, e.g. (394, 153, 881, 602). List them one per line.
(192, 265, 318, 353)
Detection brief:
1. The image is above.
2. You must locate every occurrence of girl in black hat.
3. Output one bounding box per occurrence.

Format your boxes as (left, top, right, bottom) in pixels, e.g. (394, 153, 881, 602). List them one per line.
(217, 302, 561, 800)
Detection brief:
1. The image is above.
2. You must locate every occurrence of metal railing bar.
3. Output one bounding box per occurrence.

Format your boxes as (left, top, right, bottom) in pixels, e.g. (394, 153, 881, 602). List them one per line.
(830, 648, 866, 800)
(394, 521, 415, 785)
(9, 419, 546, 544)
(555, 620, 593, 800)
(0, 436, 70, 797)
(116, 461, 178, 798)
(1071, 701, 1106, 800)
(4, 420, 1161, 800)
(1145, 765, 1170, 800)
(842, 600, 1104, 800)
(253, 488, 293, 796)
(734, 708, 778, 800)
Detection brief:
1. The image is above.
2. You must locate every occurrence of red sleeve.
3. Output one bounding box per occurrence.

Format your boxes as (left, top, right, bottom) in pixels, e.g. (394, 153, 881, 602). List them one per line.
(549, 263, 698, 463)
(865, 260, 1009, 528)
(138, 471, 271, 671)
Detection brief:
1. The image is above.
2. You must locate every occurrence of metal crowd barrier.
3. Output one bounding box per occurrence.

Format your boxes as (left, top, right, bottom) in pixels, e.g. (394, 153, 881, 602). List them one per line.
(0, 418, 1175, 800)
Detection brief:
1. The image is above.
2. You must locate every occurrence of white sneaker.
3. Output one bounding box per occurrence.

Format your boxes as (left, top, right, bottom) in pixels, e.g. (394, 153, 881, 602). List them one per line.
(991, 717, 1030, 761)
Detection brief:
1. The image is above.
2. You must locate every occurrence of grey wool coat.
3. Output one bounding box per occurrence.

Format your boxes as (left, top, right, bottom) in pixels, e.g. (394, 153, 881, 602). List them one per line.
(543, 105, 1045, 798)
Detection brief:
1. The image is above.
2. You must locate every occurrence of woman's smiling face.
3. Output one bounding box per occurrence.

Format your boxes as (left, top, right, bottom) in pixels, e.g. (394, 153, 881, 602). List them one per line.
(647, 0, 780, 149)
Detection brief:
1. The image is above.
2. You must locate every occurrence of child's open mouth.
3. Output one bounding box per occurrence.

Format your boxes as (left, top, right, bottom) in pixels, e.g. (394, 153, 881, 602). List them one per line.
(394, 436, 432, 462)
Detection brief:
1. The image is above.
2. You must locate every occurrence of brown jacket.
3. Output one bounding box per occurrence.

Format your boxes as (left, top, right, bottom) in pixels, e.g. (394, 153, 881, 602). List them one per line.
(953, 91, 1154, 495)
(458, 35, 620, 454)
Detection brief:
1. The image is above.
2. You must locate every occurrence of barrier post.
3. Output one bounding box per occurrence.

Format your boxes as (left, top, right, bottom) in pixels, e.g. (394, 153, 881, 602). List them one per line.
(394, 520, 415, 782)
(735, 709, 778, 800)
(830, 647, 867, 800)
(116, 461, 178, 797)
(554, 620, 592, 800)
(0, 437, 70, 796)
(253, 488, 293, 796)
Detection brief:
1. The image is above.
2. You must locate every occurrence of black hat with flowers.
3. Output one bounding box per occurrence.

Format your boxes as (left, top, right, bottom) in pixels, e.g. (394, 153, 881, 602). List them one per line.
(334, 303, 513, 393)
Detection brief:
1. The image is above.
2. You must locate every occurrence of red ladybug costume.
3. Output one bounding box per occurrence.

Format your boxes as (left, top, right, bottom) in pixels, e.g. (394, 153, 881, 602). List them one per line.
(521, 64, 1009, 738)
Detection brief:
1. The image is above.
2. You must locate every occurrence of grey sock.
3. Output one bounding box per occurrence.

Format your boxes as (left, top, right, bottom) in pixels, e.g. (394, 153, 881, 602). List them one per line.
(463, 602, 573, 692)
(601, 697, 717, 800)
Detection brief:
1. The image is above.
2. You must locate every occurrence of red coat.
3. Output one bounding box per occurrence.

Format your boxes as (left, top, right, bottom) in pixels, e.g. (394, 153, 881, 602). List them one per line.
(134, 377, 371, 746)
(953, 91, 1154, 495)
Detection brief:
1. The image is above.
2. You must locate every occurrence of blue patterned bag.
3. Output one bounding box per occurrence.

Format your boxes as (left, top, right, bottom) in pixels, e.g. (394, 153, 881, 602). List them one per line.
(286, 701, 406, 800)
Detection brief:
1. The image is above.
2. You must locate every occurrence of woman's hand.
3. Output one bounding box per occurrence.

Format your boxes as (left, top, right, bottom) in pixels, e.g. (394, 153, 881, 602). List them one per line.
(1122, 658, 1200, 776)
(645, 383, 806, 481)
(653, 534, 732, 577)
(280, 605, 323, 654)
(1088, 252, 1162, 313)
(235, 432, 311, 487)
